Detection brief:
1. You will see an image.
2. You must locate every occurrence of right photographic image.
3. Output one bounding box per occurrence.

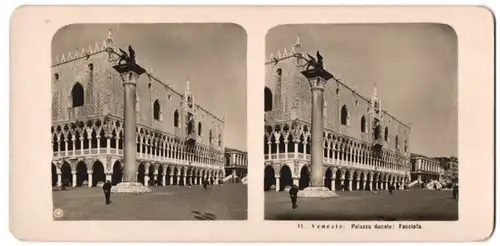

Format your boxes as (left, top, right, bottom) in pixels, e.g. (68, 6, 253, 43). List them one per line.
(263, 24, 458, 221)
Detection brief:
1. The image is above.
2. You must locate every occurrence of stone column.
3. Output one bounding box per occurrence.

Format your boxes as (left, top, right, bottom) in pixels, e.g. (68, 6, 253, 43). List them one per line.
(88, 172, 93, 187)
(348, 177, 353, 191)
(356, 180, 360, 190)
(106, 136, 111, 154)
(293, 177, 299, 186)
(310, 80, 323, 187)
(64, 140, 68, 156)
(72, 171, 77, 187)
(331, 171, 337, 191)
(71, 138, 76, 156)
(169, 176, 174, 185)
(275, 176, 280, 192)
(297, 65, 336, 198)
(162, 173, 166, 186)
(57, 171, 62, 187)
(144, 172, 149, 187)
(106, 174, 112, 183)
(111, 60, 150, 193)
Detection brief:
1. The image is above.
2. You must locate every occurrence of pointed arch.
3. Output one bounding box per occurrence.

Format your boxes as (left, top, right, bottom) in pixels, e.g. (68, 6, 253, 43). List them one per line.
(112, 161, 123, 185)
(76, 161, 88, 186)
(71, 83, 84, 107)
(92, 161, 106, 186)
(198, 122, 202, 136)
(384, 127, 389, 142)
(264, 165, 275, 191)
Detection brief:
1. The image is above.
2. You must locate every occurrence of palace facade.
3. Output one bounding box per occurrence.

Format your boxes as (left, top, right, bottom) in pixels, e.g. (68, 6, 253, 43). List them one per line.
(224, 148, 248, 183)
(51, 30, 226, 188)
(264, 37, 411, 192)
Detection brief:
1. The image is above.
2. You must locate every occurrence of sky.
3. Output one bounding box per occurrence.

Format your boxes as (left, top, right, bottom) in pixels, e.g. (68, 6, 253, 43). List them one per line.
(267, 24, 458, 158)
(52, 23, 247, 151)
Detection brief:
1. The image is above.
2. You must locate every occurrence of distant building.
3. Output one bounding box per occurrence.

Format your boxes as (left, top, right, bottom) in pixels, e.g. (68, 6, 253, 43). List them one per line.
(224, 148, 248, 183)
(434, 156, 459, 184)
(410, 153, 444, 184)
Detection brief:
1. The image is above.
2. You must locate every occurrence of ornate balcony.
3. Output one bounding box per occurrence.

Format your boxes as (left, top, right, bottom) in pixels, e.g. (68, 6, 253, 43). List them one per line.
(264, 119, 409, 175)
(51, 114, 224, 170)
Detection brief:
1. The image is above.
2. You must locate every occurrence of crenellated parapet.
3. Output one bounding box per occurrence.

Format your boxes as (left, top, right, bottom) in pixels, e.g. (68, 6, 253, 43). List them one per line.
(53, 29, 115, 66)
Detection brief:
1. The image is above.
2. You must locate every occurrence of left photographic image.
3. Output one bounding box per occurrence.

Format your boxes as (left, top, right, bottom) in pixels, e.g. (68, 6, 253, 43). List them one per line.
(50, 23, 248, 220)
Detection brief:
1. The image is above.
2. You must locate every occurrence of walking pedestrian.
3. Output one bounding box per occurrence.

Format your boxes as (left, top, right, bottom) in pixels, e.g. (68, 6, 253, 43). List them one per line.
(203, 179, 208, 190)
(452, 184, 459, 200)
(102, 180, 112, 205)
(289, 185, 299, 209)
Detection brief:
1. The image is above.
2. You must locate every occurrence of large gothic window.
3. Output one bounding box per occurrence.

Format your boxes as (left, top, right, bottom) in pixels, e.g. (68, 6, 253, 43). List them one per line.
(209, 130, 213, 144)
(187, 96, 193, 108)
(198, 122, 202, 136)
(341, 105, 349, 125)
(187, 114, 194, 134)
(384, 127, 389, 142)
(360, 115, 366, 133)
(395, 135, 399, 149)
(71, 83, 84, 107)
(264, 87, 273, 112)
(153, 100, 161, 121)
(374, 124, 381, 140)
(404, 140, 408, 152)
(174, 110, 179, 127)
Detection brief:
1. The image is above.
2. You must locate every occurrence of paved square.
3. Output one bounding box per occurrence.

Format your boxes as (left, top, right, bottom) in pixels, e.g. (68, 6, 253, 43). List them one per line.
(265, 189, 458, 221)
(53, 184, 247, 220)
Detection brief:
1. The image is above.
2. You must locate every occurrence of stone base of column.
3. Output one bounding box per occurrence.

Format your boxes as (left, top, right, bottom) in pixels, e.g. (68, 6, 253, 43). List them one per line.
(297, 187, 339, 198)
(111, 182, 152, 194)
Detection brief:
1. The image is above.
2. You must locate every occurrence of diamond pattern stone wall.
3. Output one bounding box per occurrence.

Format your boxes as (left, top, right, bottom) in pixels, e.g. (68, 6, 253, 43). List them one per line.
(265, 53, 410, 154)
(51, 48, 224, 149)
